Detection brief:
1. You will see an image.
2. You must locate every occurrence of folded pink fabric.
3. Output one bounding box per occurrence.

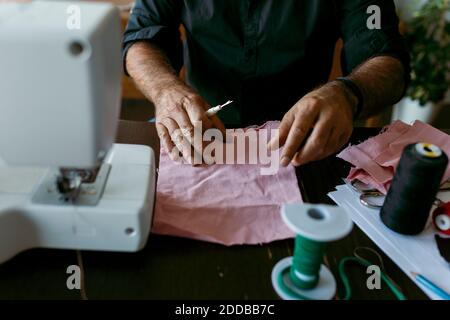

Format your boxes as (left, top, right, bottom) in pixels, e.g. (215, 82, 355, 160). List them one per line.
(153, 122, 302, 246)
(338, 120, 450, 194)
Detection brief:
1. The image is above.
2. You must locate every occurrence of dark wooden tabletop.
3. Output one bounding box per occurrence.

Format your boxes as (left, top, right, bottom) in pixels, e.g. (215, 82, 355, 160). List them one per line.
(0, 120, 430, 300)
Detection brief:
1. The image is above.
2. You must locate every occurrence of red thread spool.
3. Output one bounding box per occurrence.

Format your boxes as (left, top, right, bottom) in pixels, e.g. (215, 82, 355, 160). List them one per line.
(433, 202, 450, 236)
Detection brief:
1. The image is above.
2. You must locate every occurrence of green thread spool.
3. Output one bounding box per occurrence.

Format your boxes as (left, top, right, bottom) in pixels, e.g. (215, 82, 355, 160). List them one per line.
(290, 235, 327, 289)
(272, 204, 353, 300)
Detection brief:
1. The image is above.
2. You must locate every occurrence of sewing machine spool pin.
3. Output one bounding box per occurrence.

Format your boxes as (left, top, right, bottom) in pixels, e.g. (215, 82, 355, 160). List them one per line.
(272, 204, 353, 300)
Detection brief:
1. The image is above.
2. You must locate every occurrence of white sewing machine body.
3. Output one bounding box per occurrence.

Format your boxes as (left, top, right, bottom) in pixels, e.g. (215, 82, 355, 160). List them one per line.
(0, 1, 121, 167)
(0, 1, 155, 263)
(0, 144, 155, 263)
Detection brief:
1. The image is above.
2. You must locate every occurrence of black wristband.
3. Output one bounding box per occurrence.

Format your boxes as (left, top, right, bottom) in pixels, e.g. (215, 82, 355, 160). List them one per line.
(335, 77, 364, 120)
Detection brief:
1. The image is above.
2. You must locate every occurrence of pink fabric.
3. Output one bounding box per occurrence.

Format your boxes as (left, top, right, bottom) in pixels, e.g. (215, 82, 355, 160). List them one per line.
(153, 122, 302, 246)
(338, 120, 450, 194)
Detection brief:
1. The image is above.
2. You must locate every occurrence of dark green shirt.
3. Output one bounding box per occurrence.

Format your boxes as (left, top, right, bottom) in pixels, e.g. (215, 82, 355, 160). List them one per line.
(123, 0, 409, 126)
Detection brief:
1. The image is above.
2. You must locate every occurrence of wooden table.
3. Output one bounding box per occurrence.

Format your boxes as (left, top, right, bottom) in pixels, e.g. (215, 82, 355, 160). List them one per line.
(0, 120, 429, 300)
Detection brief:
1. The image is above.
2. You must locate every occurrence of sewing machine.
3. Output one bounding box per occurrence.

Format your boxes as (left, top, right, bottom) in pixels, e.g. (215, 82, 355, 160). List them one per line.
(0, 1, 155, 264)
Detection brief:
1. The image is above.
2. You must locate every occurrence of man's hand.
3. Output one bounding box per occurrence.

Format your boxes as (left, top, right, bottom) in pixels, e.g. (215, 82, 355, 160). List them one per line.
(154, 81, 225, 164)
(269, 82, 356, 167)
(125, 42, 225, 164)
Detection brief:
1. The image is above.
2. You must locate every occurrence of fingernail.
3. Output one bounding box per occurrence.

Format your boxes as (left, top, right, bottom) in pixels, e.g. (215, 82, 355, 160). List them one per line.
(267, 139, 274, 150)
(267, 137, 278, 151)
(280, 156, 291, 167)
(168, 151, 181, 163)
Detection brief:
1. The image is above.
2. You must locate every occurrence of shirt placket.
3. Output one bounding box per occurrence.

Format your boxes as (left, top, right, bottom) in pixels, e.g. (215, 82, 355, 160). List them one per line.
(242, 0, 259, 75)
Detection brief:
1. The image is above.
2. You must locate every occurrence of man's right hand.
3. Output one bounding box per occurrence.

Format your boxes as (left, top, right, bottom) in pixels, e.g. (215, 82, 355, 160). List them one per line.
(125, 41, 225, 164)
(154, 82, 225, 164)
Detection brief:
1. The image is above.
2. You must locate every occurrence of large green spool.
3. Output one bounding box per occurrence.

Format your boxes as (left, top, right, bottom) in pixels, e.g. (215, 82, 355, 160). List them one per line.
(290, 235, 327, 289)
(272, 204, 353, 300)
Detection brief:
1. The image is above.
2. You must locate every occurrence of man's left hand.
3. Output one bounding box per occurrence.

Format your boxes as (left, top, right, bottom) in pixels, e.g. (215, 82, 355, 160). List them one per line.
(269, 81, 356, 167)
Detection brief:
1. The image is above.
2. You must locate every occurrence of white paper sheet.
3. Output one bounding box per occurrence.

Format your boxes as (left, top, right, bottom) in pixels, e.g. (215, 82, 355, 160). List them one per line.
(328, 184, 450, 300)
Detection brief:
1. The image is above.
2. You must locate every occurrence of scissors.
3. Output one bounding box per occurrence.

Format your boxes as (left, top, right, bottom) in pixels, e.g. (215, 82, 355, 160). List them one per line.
(347, 179, 450, 210)
(346, 180, 385, 209)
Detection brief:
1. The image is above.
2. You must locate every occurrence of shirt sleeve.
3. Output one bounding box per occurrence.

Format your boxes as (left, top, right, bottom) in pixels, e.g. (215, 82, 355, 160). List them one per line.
(122, 0, 183, 76)
(337, 0, 410, 83)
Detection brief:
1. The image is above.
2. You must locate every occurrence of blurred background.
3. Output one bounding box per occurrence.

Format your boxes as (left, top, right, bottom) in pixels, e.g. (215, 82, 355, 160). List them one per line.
(4, 0, 449, 128)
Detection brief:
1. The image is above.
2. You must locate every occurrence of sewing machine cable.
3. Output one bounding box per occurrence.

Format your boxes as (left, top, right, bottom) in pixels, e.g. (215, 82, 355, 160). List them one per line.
(76, 250, 88, 300)
(338, 256, 406, 300)
(353, 246, 385, 271)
